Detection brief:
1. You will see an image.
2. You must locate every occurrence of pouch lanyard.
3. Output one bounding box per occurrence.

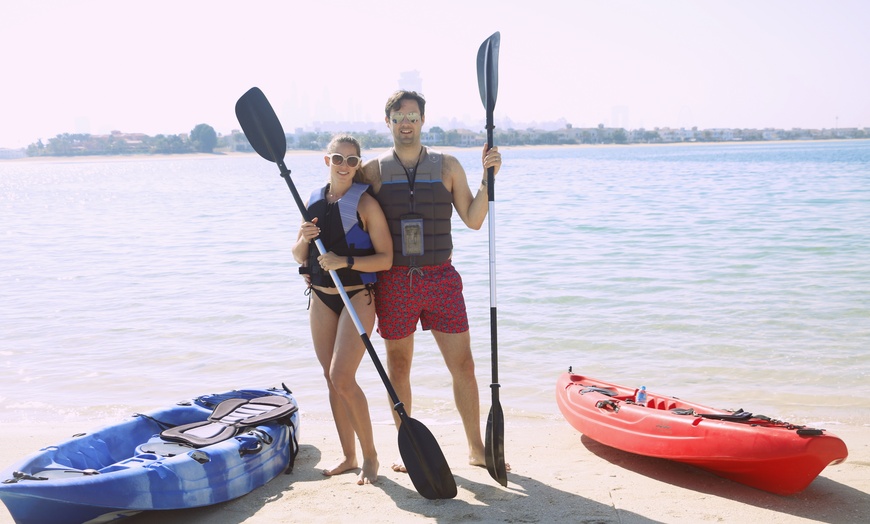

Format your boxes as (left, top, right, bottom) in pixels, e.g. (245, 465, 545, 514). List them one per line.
(393, 147, 424, 212)
(394, 147, 425, 264)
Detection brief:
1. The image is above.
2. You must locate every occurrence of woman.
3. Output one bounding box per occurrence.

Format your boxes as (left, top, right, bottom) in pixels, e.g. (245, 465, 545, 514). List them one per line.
(292, 134, 392, 485)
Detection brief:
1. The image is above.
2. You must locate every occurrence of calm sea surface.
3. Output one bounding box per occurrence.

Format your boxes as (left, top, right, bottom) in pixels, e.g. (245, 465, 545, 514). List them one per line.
(2, 141, 869, 430)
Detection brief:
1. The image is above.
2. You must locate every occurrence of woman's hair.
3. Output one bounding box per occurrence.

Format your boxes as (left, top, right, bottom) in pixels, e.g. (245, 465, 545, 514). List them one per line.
(384, 90, 426, 118)
(326, 133, 361, 156)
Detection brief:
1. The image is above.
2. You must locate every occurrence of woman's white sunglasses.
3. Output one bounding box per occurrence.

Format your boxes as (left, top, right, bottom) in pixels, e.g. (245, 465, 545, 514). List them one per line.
(329, 154, 361, 167)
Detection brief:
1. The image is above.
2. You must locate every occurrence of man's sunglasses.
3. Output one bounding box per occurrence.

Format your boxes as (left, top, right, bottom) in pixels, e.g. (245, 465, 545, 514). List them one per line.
(390, 112, 421, 124)
(329, 154, 361, 168)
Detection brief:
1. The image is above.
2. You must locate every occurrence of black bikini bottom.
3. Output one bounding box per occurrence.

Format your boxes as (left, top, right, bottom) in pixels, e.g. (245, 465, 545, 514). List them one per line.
(311, 286, 372, 315)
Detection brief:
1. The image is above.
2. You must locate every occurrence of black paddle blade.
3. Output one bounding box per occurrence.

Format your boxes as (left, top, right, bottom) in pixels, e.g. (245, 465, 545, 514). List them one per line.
(485, 401, 507, 486)
(398, 417, 457, 499)
(476, 31, 500, 111)
(235, 87, 287, 164)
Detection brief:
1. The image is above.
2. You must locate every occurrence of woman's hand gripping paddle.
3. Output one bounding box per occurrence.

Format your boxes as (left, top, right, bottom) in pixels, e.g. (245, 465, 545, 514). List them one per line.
(477, 31, 507, 487)
(235, 87, 457, 500)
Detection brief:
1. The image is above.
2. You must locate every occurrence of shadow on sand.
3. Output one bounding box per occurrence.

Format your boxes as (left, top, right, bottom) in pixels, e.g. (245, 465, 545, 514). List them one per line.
(125, 440, 660, 524)
(581, 434, 870, 524)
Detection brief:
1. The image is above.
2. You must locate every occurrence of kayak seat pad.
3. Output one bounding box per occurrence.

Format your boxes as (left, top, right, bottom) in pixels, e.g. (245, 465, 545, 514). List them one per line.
(160, 396, 297, 448)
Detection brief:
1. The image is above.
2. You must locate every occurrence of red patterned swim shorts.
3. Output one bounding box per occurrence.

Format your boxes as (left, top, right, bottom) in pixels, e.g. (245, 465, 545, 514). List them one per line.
(374, 260, 469, 340)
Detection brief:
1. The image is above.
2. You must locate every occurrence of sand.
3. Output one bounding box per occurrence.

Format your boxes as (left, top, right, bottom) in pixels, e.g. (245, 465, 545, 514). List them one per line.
(1, 413, 867, 524)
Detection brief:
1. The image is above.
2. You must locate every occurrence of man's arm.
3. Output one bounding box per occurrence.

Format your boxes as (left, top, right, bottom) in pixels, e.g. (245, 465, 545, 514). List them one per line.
(445, 145, 501, 230)
(358, 158, 382, 193)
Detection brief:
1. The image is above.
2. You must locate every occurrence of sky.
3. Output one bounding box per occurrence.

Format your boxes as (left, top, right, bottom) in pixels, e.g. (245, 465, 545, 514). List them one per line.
(1, 0, 868, 149)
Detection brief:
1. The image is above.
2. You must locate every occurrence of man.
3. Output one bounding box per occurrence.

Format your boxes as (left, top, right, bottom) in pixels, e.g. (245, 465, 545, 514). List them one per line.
(360, 90, 502, 471)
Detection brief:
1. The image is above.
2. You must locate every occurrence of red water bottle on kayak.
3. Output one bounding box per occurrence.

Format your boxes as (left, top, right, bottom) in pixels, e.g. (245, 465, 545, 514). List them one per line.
(636, 386, 648, 406)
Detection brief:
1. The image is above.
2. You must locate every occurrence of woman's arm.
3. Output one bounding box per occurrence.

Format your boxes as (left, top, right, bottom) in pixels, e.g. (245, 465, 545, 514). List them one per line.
(331, 193, 392, 272)
(292, 215, 318, 264)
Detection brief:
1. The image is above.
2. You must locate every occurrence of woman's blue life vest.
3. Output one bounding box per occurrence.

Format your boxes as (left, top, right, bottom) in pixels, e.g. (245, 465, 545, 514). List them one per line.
(302, 183, 377, 288)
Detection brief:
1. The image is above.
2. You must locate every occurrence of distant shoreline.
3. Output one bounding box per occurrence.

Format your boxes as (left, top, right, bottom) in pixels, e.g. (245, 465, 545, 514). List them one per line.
(3, 138, 868, 163)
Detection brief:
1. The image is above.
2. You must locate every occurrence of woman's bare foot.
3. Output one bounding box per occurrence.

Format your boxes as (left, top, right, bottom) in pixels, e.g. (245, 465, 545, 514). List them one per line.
(322, 457, 358, 476)
(356, 457, 379, 485)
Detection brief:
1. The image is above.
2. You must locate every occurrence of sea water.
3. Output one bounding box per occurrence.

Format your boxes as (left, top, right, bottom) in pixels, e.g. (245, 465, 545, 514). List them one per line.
(1, 141, 868, 429)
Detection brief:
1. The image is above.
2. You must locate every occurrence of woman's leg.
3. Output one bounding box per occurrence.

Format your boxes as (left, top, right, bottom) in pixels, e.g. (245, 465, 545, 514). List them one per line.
(310, 294, 358, 475)
(331, 290, 379, 484)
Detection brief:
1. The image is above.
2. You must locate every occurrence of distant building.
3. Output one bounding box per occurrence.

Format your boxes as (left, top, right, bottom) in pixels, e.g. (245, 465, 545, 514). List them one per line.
(421, 129, 443, 146)
(556, 125, 585, 142)
(0, 148, 26, 159)
(762, 128, 781, 140)
(456, 129, 484, 147)
(707, 128, 735, 141)
(398, 70, 424, 95)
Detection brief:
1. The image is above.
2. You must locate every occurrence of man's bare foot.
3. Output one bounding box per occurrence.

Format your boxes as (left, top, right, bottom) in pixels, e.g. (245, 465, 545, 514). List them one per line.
(322, 457, 358, 476)
(357, 457, 379, 485)
(469, 452, 511, 472)
(390, 459, 407, 473)
(469, 446, 487, 468)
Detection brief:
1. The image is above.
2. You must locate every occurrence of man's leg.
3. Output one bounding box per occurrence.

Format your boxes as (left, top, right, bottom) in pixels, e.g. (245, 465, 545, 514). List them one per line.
(432, 329, 486, 466)
(385, 334, 414, 471)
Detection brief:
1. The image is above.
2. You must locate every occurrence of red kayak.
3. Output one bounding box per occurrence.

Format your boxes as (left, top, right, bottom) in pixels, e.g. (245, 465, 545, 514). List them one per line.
(556, 371, 848, 495)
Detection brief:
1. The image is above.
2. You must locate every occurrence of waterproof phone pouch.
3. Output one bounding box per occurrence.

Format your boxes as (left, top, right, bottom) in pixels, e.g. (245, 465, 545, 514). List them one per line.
(400, 213, 424, 257)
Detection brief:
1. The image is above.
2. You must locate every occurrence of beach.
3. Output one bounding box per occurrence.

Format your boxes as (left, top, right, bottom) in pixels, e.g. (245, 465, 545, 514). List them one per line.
(1, 414, 868, 523)
(2, 141, 868, 522)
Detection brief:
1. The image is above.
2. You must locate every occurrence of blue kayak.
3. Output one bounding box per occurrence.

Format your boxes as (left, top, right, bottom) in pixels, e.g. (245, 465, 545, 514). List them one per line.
(0, 386, 300, 524)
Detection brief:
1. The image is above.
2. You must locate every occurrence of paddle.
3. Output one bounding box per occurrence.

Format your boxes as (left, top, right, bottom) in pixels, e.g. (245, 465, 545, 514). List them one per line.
(477, 31, 507, 486)
(234, 87, 457, 500)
